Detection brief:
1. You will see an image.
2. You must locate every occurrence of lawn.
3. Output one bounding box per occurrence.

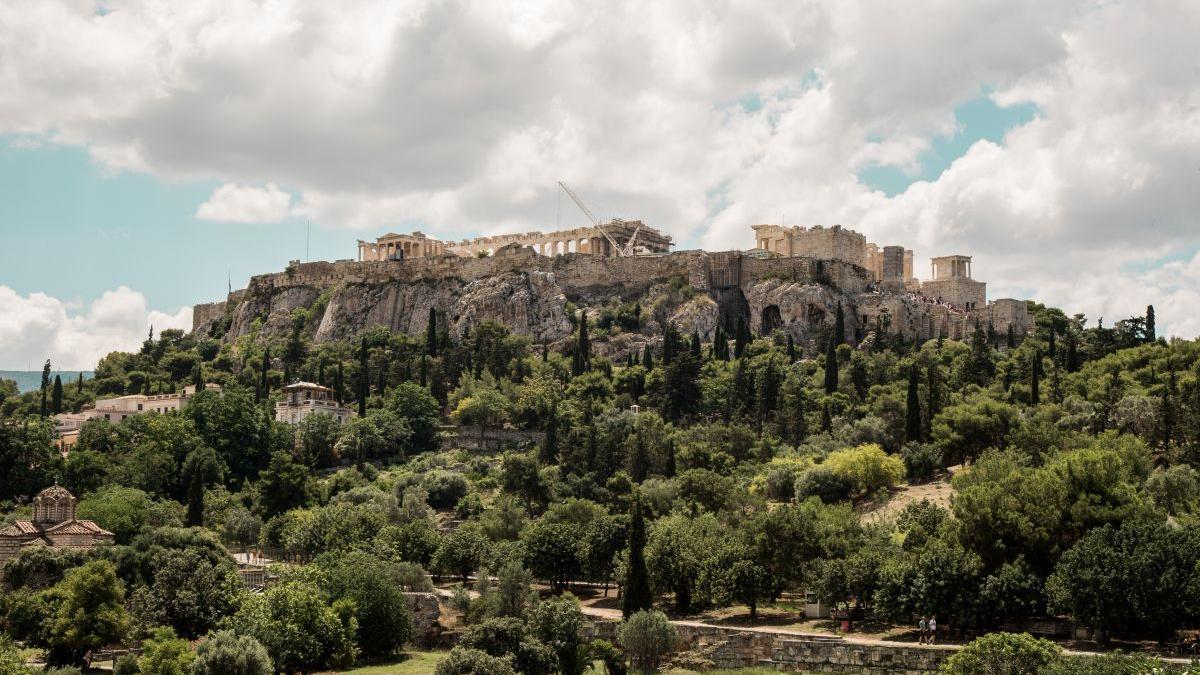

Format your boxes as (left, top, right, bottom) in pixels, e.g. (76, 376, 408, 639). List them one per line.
(337, 651, 448, 674)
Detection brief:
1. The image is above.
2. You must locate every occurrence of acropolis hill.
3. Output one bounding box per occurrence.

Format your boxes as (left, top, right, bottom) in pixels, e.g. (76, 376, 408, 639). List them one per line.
(192, 221, 1031, 354)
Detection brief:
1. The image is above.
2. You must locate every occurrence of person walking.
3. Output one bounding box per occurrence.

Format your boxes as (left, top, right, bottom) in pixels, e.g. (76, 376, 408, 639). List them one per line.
(928, 615, 937, 644)
(917, 616, 928, 644)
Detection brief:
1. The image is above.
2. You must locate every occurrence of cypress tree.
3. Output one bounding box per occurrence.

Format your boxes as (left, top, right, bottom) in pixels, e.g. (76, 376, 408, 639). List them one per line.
(542, 344, 549, 362)
(1065, 330, 1080, 373)
(377, 355, 390, 394)
(622, 497, 653, 618)
(905, 365, 921, 442)
(51, 375, 63, 415)
(834, 302, 845, 345)
(823, 337, 839, 394)
(690, 332, 702, 361)
(664, 438, 676, 477)
(283, 361, 291, 388)
(820, 402, 832, 432)
(734, 316, 749, 359)
(39, 359, 50, 417)
(925, 361, 941, 438)
(358, 337, 369, 416)
(629, 432, 648, 482)
(787, 334, 795, 362)
(194, 363, 204, 391)
(419, 355, 428, 387)
(540, 405, 559, 464)
(77, 372, 84, 394)
(318, 361, 325, 387)
(186, 469, 205, 527)
(335, 362, 345, 404)
(258, 347, 270, 402)
(1030, 349, 1042, 406)
(1047, 324, 1057, 360)
(572, 311, 590, 377)
(1145, 305, 1156, 343)
(1160, 367, 1177, 449)
(782, 377, 808, 445)
(642, 344, 654, 370)
(1006, 324, 1016, 349)
(426, 308, 438, 356)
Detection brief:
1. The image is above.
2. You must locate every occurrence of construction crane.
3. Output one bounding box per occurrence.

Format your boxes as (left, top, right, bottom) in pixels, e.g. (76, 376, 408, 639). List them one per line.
(557, 181, 639, 256)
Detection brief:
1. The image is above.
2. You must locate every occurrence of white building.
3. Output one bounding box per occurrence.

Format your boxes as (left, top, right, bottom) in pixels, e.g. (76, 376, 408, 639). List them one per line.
(275, 382, 354, 425)
(70, 383, 221, 424)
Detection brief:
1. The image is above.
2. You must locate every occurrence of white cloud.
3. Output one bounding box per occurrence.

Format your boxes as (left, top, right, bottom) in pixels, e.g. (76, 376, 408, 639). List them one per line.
(0, 286, 192, 370)
(1, 0, 1198, 337)
(195, 182, 293, 223)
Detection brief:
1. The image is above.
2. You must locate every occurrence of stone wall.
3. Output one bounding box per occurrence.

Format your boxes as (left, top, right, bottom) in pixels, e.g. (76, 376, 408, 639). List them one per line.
(403, 592, 443, 648)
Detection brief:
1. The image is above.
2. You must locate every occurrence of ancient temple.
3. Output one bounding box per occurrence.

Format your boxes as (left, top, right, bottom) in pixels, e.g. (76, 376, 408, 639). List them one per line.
(0, 486, 115, 564)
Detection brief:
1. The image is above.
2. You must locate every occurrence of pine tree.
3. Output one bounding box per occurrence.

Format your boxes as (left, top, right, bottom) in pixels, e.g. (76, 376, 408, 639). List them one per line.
(622, 497, 653, 618)
(1030, 349, 1042, 406)
(50, 375, 63, 415)
(905, 365, 921, 442)
(358, 337, 369, 417)
(540, 406, 559, 465)
(1145, 305, 1156, 343)
(834, 302, 845, 345)
(426, 308, 438, 356)
(965, 324, 995, 386)
(823, 337, 839, 394)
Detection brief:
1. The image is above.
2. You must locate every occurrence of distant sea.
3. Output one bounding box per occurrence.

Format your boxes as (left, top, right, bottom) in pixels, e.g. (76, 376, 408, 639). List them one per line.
(0, 371, 94, 394)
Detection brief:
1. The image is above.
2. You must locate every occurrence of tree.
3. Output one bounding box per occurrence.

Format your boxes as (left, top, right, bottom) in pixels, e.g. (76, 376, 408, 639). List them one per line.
(131, 547, 244, 638)
(822, 444, 904, 497)
(137, 627, 195, 675)
(539, 405, 559, 464)
(358, 337, 369, 416)
(39, 359, 51, 417)
(183, 447, 223, 527)
(452, 388, 509, 446)
(229, 581, 356, 674)
(385, 383, 442, 453)
(663, 344, 701, 422)
(51, 375, 63, 415)
(522, 519, 584, 592)
(834, 302, 845, 345)
(528, 594, 588, 675)
(1145, 304, 1156, 342)
(427, 307, 439, 356)
(318, 551, 414, 659)
(964, 324, 995, 386)
(618, 610, 676, 675)
(76, 485, 178, 544)
(905, 364, 922, 443)
(823, 337, 838, 394)
(432, 525, 490, 582)
(939, 632, 1060, 675)
(1030, 349, 1042, 406)
(47, 561, 130, 666)
(572, 311, 590, 377)
(191, 630, 273, 675)
(734, 316, 749, 359)
(256, 451, 314, 518)
(257, 347, 270, 402)
(622, 497, 653, 617)
(459, 618, 556, 675)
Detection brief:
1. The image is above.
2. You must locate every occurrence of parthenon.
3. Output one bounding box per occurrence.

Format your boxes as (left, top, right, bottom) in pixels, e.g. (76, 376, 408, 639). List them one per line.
(357, 220, 673, 261)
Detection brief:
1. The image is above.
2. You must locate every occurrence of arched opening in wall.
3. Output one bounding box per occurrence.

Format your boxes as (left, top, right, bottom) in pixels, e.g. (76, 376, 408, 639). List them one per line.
(761, 305, 783, 334)
(715, 288, 750, 334)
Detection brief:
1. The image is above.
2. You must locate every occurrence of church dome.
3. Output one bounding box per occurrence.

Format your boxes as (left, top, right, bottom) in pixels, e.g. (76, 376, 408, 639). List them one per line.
(32, 485, 77, 525)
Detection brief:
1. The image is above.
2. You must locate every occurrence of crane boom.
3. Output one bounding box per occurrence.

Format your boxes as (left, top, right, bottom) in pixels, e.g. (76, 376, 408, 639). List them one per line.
(557, 181, 623, 254)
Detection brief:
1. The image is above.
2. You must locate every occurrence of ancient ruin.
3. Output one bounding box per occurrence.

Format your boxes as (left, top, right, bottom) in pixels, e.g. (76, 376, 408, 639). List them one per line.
(195, 220, 1032, 357)
(358, 220, 673, 261)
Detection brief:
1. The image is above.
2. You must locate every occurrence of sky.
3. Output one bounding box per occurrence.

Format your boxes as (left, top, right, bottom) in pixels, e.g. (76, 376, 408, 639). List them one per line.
(1, 0, 1199, 369)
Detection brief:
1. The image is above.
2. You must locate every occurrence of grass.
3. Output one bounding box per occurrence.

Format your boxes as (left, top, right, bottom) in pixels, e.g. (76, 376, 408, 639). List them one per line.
(337, 651, 448, 674)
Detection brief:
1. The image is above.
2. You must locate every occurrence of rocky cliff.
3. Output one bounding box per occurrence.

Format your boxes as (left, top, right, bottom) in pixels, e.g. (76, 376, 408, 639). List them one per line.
(192, 245, 1030, 351)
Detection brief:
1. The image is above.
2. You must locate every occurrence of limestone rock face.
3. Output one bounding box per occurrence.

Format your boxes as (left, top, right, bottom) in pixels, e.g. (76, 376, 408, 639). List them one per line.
(451, 271, 572, 343)
(743, 278, 854, 346)
(669, 293, 720, 341)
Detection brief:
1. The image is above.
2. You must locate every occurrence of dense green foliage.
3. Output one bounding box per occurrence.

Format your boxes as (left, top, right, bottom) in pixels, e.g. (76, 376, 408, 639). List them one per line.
(3, 301, 1199, 671)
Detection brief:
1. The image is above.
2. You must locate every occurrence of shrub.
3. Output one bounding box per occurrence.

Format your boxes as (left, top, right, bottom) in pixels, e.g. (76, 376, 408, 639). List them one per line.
(434, 647, 516, 675)
(901, 443, 942, 483)
(424, 471, 470, 509)
(191, 630, 273, 675)
(617, 610, 676, 675)
(795, 466, 853, 504)
(822, 443, 904, 496)
(939, 632, 1060, 675)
